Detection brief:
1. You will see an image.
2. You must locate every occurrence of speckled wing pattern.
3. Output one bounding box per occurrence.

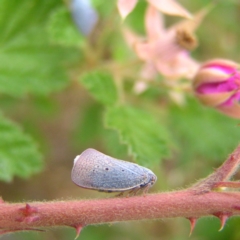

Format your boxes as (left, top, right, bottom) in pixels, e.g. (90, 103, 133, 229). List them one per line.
(71, 148, 156, 192)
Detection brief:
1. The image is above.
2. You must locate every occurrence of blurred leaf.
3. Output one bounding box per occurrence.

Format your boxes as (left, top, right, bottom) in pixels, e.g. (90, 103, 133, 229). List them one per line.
(93, 0, 115, 17)
(111, 32, 135, 62)
(195, 217, 237, 240)
(169, 99, 240, 163)
(80, 71, 118, 106)
(103, 128, 129, 160)
(104, 105, 169, 166)
(32, 96, 60, 117)
(47, 6, 84, 47)
(72, 103, 103, 149)
(125, 0, 146, 34)
(0, 0, 78, 96)
(0, 114, 43, 182)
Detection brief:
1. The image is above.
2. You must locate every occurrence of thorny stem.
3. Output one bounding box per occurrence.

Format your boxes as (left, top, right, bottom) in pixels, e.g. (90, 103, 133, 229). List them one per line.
(191, 144, 240, 193)
(1, 145, 240, 236)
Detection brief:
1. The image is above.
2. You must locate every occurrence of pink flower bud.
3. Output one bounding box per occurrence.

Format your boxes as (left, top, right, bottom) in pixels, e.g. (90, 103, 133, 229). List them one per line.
(193, 59, 240, 118)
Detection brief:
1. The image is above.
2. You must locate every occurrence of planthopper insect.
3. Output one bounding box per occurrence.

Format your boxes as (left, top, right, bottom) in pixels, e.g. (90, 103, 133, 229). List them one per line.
(71, 148, 157, 195)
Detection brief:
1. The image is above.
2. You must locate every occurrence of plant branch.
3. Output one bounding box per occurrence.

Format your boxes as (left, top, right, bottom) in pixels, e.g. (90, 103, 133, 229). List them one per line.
(1, 145, 240, 236)
(191, 144, 240, 193)
(0, 191, 240, 233)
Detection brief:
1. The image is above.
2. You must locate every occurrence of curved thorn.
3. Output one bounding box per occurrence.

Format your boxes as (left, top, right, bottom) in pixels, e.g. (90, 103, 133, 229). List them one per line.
(213, 212, 231, 231)
(187, 217, 197, 236)
(218, 214, 229, 231)
(74, 225, 84, 239)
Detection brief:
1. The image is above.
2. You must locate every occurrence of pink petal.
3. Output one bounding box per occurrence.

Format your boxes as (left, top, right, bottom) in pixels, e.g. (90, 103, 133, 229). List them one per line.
(196, 80, 238, 94)
(122, 27, 143, 48)
(134, 81, 148, 93)
(145, 5, 165, 41)
(135, 35, 178, 61)
(202, 58, 240, 74)
(147, 0, 192, 19)
(140, 62, 158, 79)
(135, 42, 153, 60)
(155, 52, 199, 79)
(193, 68, 232, 89)
(117, 0, 138, 19)
(221, 92, 240, 107)
(203, 59, 239, 68)
(134, 63, 157, 93)
(217, 101, 240, 118)
(195, 91, 235, 107)
(176, 53, 199, 79)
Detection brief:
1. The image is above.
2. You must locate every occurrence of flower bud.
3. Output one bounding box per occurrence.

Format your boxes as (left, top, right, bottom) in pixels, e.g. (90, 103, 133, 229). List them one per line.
(193, 59, 240, 118)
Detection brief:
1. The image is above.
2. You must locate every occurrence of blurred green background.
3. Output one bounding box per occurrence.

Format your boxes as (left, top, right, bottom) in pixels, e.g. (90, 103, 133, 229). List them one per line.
(0, 0, 240, 239)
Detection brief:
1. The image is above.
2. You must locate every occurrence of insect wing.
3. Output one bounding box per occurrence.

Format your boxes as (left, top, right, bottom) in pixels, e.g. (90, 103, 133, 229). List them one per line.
(71, 148, 150, 192)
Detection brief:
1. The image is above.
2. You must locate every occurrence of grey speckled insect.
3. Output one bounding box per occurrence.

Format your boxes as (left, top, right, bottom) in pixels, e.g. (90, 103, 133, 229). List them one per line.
(71, 148, 157, 194)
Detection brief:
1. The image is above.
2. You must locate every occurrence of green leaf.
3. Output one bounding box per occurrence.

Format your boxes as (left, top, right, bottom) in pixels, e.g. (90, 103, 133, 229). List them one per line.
(104, 105, 169, 166)
(72, 103, 103, 149)
(0, 114, 43, 182)
(125, 0, 146, 34)
(93, 0, 115, 18)
(168, 98, 240, 163)
(0, 0, 78, 96)
(47, 6, 84, 47)
(103, 128, 129, 160)
(80, 71, 118, 106)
